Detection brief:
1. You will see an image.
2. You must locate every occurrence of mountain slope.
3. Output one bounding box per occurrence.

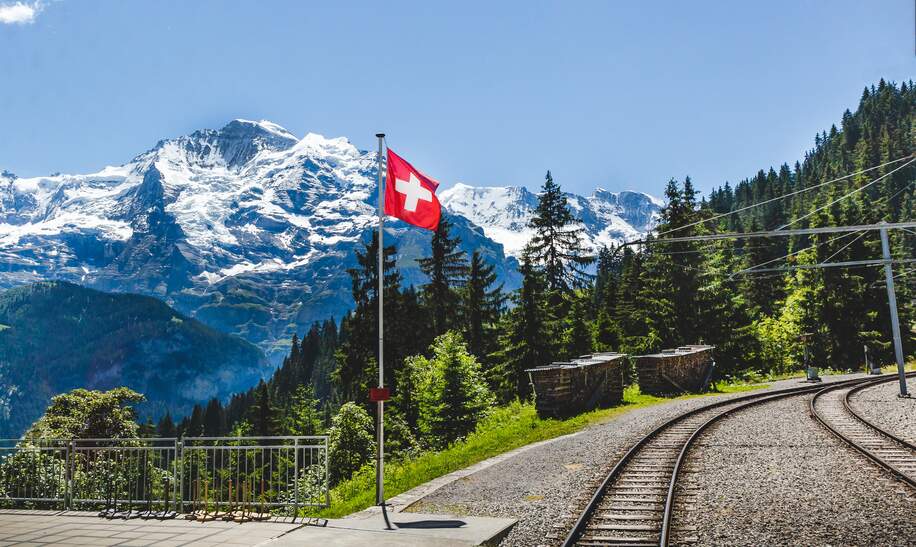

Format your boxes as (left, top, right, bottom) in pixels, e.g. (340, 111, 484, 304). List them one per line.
(0, 120, 656, 358)
(439, 183, 661, 256)
(0, 281, 269, 437)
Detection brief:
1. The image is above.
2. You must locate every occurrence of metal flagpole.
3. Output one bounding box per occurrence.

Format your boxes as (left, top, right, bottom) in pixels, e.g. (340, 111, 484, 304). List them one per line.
(879, 223, 908, 398)
(374, 133, 388, 512)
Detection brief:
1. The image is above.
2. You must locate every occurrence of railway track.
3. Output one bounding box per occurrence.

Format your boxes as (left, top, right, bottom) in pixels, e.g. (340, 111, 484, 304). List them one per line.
(810, 372, 916, 489)
(562, 375, 884, 547)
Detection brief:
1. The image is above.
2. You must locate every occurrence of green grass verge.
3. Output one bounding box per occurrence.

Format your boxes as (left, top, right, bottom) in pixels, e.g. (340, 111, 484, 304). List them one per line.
(312, 380, 769, 518)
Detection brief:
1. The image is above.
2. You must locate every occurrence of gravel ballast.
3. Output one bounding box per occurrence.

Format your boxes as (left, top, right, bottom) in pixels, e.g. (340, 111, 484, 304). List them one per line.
(677, 387, 916, 546)
(849, 375, 916, 445)
(406, 374, 867, 547)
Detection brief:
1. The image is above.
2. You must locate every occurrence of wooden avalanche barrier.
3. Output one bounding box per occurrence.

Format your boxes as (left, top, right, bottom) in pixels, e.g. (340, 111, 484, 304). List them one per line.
(526, 352, 626, 418)
(635, 345, 715, 395)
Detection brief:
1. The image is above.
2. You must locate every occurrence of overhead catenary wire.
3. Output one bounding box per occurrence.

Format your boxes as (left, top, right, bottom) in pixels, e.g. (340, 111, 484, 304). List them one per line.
(819, 230, 869, 265)
(868, 267, 916, 288)
(776, 157, 916, 231)
(656, 154, 915, 237)
(731, 230, 862, 277)
(734, 258, 916, 275)
(636, 221, 916, 245)
(881, 178, 916, 209)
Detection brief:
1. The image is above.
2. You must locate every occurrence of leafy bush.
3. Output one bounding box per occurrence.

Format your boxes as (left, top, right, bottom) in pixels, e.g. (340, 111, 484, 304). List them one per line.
(327, 402, 375, 485)
(25, 387, 145, 440)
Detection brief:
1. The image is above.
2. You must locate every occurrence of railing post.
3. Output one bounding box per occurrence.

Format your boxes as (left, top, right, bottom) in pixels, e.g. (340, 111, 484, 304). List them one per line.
(293, 438, 299, 518)
(67, 439, 75, 510)
(324, 437, 330, 508)
(177, 439, 184, 513)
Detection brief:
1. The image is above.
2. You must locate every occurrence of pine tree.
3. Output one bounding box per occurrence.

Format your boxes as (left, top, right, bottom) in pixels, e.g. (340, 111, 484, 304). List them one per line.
(408, 332, 494, 446)
(624, 178, 704, 353)
(494, 257, 553, 400)
(462, 251, 505, 363)
(186, 405, 204, 437)
(248, 381, 280, 437)
(139, 417, 156, 438)
(203, 398, 225, 436)
(335, 232, 402, 402)
(593, 247, 622, 351)
(157, 412, 176, 438)
(615, 248, 647, 353)
(429, 332, 494, 444)
(696, 239, 759, 375)
(524, 171, 594, 299)
(282, 385, 323, 436)
(312, 319, 339, 402)
(418, 216, 469, 335)
(563, 292, 594, 358)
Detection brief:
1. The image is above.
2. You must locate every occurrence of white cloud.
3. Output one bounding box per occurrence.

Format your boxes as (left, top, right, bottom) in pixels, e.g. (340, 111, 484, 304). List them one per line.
(0, 1, 42, 25)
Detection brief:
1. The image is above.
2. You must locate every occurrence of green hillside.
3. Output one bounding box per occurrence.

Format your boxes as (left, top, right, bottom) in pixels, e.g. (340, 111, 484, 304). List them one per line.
(0, 281, 268, 438)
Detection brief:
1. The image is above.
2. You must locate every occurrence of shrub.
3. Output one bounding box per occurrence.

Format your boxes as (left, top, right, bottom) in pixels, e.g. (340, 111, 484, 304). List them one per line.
(327, 402, 375, 485)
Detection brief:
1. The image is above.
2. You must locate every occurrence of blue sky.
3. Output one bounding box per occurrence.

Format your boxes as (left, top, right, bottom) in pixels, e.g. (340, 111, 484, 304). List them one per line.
(1, 1, 913, 197)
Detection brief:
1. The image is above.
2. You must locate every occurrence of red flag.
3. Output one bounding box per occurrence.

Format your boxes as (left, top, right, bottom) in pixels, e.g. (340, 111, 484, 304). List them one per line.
(384, 148, 441, 231)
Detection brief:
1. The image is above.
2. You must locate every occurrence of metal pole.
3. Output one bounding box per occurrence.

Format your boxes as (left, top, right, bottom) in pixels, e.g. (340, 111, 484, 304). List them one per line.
(375, 133, 386, 506)
(880, 225, 908, 397)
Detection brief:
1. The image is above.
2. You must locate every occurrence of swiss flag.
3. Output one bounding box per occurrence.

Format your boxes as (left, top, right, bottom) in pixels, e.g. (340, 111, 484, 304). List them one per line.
(384, 148, 441, 231)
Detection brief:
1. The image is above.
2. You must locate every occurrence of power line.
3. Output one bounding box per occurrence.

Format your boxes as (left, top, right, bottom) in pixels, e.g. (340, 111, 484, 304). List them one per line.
(776, 157, 916, 230)
(882, 178, 916, 209)
(732, 230, 861, 277)
(868, 267, 916, 288)
(820, 230, 868, 264)
(733, 258, 916, 275)
(656, 154, 915, 237)
(637, 221, 916, 245)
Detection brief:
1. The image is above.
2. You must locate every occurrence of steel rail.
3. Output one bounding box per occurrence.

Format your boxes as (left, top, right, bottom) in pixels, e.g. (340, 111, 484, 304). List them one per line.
(562, 375, 880, 547)
(810, 372, 916, 489)
(658, 374, 899, 546)
(843, 379, 916, 453)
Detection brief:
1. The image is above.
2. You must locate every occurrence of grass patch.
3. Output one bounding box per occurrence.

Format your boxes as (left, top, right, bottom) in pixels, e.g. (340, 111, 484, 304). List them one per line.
(312, 381, 770, 518)
(880, 360, 916, 373)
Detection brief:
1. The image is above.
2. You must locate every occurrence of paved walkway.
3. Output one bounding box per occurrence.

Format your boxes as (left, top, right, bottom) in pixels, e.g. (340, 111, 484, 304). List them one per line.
(0, 510, 515, 546)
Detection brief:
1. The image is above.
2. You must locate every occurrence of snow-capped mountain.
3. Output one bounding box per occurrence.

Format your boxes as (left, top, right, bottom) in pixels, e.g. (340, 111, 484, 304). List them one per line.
(0, 120, 520, 360)
(439, 183, 662, 257)
(0, 119, 659, 360)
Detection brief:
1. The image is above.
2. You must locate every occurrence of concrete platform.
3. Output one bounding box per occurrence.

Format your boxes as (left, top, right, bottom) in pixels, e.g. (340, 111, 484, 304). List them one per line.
(277, 511, 515, 546)
(0, 509, 515, 546)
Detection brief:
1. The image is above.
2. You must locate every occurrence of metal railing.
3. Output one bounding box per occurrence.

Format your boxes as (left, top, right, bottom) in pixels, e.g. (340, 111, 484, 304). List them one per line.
(0, 436, 329, 518)
(181, 436, 329, 520)
(0, 438, 69, 505)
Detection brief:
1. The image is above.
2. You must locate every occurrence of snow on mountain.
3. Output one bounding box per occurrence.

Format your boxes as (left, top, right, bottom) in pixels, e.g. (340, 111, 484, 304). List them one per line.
(0, 120, 659, 360)
(0, 120, 520, 360)
(439, 183, 661, 257)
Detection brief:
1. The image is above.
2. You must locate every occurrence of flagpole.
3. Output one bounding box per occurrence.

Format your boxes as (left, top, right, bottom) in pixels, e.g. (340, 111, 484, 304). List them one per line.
(375, 133, 386, 512)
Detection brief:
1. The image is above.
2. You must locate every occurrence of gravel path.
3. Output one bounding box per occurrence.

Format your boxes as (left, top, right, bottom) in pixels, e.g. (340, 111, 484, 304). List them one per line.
(849, 375, 916, 445)
(406, 374, 865, 547)
(678, 387, 916, 546)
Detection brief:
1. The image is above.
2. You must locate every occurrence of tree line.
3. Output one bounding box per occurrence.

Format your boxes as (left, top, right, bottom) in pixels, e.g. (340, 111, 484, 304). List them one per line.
(155, 79, 913, 486)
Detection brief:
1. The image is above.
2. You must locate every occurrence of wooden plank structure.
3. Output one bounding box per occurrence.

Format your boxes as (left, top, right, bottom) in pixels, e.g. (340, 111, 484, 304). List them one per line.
(526, 352, 626, 418)
(635, 344, 716, 395)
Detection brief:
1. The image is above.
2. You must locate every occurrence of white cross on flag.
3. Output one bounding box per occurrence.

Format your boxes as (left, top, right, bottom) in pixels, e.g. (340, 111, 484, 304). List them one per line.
(384, 148, 441, 231)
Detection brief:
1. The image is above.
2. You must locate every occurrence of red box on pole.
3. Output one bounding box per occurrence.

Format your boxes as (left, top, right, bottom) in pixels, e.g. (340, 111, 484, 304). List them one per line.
(369, 387, 390, 402)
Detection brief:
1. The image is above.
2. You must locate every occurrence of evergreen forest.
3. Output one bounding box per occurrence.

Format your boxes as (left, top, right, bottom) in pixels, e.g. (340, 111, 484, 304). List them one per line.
(154, 80, 913, 487)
